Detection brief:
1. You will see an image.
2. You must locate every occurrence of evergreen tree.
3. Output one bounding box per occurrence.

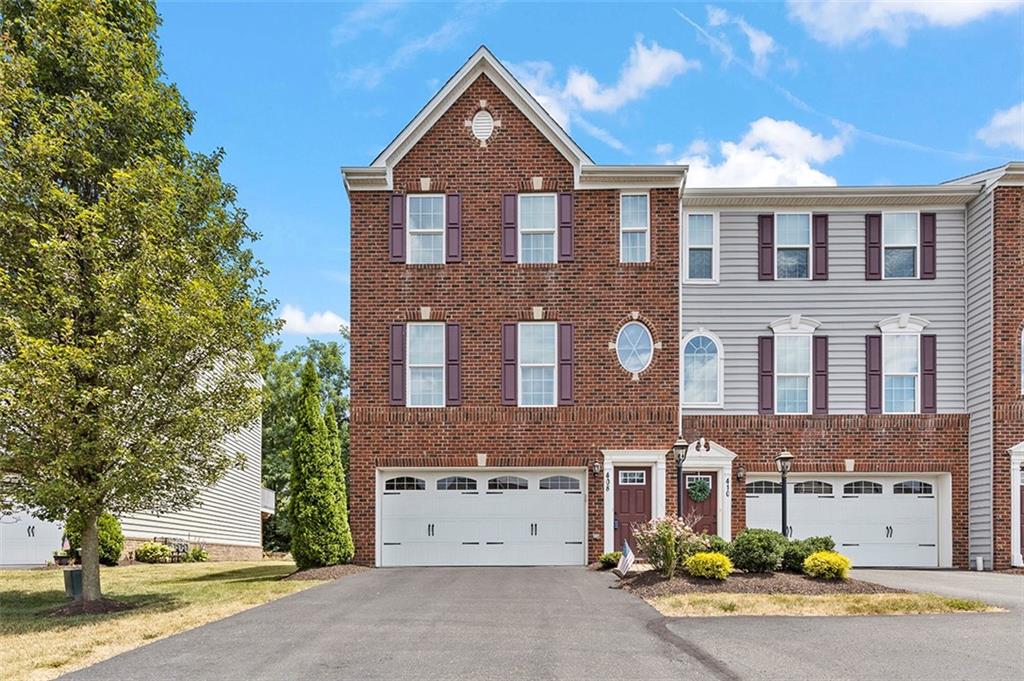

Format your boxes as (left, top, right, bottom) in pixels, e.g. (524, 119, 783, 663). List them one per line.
(288, 361, 352, 568)
(324, 401, 354, 557)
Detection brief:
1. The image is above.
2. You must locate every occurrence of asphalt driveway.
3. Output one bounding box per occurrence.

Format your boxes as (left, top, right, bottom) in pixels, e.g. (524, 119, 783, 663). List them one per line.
(65, 567, 1024, 681)
(851, 568, 1024, 610)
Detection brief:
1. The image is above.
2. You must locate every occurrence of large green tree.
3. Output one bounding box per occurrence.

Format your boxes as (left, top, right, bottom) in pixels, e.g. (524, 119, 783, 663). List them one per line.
(288, 361, 352, 569)
(0, 0, 277, 603)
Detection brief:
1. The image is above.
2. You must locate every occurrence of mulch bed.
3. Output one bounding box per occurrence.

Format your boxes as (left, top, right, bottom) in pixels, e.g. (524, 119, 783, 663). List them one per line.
(620, 570, 903, 598)
(48, 598, 135, 617)
(282, 564, 370, 581)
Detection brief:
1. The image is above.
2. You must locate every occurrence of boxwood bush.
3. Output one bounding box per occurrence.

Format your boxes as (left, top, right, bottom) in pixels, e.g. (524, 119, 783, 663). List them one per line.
(781, 536, 835, 572)
(729, 528, 788, 573)
(134, 541, 173, 563)
(684, 551, 733, 580)
(706, 534, 732, 556)
(803, 550, 852, 580)
(64, 511, 125, 566)
(599, 551, 622, 569)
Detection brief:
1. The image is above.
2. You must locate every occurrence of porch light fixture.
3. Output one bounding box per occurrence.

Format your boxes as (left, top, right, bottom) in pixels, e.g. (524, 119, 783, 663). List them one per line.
(774, 451, 795, 537)
(591, 460, 602, 475)
(736, 465, 746, 481)
(672, 438, 689, 519)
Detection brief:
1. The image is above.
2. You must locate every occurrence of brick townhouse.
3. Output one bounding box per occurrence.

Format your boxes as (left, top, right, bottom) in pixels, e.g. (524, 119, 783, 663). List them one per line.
(343, 47, 1023, 570)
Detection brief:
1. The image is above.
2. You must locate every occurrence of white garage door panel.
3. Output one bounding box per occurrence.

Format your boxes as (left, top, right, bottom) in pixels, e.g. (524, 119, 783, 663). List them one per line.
(745, 475, 940, 568)
(0, 512, 64, 566)
(380, 470, 586, 567)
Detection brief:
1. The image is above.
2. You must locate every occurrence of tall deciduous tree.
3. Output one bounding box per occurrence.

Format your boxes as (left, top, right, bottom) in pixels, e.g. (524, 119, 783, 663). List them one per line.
(0, 0, 277, 604)
(288, 362, 353, 569)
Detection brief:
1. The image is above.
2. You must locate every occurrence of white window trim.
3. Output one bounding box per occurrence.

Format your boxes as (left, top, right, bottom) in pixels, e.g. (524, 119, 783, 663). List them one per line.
(774, 333, 813, 415)
(681, 327, 724, 408)
(406, 194, 445, 265)
(517, 193, 557, 264)
(683, 211, 719, 284)
(774, 212, 812, 281)
(881, 332, 921, 414)
(618, 470, 647, 485)
(881, 210, 920, 280)
(685, 473, 713, 490)
(619, 192, 651, 264)
(517, 321, 558, 408)
(876, 314, 930, 415)
(406, 322, 445, 408)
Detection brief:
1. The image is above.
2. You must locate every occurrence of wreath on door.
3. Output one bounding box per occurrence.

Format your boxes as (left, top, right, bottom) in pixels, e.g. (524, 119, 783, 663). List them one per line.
(687, 478, 711, 503)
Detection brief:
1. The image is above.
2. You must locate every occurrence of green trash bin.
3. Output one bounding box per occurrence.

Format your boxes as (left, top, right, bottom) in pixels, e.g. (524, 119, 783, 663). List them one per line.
(63, 566, 83, 600)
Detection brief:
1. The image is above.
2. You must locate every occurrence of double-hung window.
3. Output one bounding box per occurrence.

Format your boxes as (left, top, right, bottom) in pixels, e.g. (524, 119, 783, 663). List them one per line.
(775, 334, 811, 414)
(518, 322, 557, 406)
(406, 323, 445, 407)
(883, 333, 919, 413)
(684, 213, 717, 282)
(620, 193, 650, 263)
(407, 195, 445, 264)
(518, 194, 557, 263)
(775, 213, 811, 279)
(883, 212, 918, 278)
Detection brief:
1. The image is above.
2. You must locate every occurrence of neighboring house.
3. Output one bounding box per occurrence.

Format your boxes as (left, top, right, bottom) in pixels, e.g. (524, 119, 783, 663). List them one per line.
(0, 420, 273, 566)
(344, 49, 1019, 570)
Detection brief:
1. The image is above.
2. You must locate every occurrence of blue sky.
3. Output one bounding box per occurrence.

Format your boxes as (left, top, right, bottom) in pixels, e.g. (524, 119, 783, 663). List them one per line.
(157, 1, 1024, 350)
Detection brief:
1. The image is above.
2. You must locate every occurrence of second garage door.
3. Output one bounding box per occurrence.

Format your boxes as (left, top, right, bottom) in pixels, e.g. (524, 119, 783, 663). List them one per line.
(745, 475, 940, 568)
(380, 470, 586, 567)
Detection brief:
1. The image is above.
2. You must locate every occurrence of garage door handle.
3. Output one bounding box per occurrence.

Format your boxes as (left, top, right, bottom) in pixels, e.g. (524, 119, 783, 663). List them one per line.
(842, 543, 859, 546)
(564, 541, 583, 545)
(486, 542, 504, 545)
(918, 544, 935, 547)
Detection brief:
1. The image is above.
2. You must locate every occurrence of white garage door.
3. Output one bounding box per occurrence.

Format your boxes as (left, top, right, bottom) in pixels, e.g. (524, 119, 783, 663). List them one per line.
(380, 470, 586, 567)
(745, 476, 939, 568)
(0, 512, 64, 566)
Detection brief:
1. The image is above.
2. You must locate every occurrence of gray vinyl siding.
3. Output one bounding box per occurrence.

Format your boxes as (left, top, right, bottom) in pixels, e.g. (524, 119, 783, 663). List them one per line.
(965, 190, 994, 568)
(120, 419, 263, 547)
(681, 208, 967, 415)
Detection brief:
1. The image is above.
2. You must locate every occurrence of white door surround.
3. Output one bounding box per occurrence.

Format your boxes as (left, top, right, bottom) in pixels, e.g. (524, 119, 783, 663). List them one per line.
(601, 451, 666, 553)
(682, 439, 735, 541)
(1010, 442, 1024, 567)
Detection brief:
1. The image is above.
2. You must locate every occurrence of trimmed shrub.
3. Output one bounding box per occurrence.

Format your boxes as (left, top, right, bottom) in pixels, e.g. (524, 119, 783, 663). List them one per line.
(633, 517, 710, 578)
(685, 552, 733, 580)
(803, 550, 852, 580)
(183, 546, 209, 563)
(64, 512, 125, 566)
(781, 536, 835, 572)
(599, 551, 622, 569)
(134, 541, 173, 563)
(706, 534, 732, 556)
(730, 528, 788, 573)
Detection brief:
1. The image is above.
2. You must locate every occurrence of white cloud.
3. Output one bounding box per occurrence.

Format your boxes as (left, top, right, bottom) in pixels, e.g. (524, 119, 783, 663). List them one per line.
(281, 305, 348, 336)
(331, 2, 407, 46)
(706, 5, 778, 74)
(654, 142, 675, 156)
(787, 0, 1022, 46)
(977, 103, 1024, 150)
(509, 61, 573, 129)
(563, 37, 699, 112)
(679, 117, 848, 187)
(573, 117, 628, 152)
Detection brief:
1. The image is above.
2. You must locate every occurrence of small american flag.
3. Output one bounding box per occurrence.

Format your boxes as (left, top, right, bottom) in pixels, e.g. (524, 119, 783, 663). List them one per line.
(615, 540, 635, 578)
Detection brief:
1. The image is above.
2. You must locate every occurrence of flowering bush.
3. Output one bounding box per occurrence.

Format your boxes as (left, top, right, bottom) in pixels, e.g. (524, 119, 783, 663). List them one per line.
(632, 516, 710, 578)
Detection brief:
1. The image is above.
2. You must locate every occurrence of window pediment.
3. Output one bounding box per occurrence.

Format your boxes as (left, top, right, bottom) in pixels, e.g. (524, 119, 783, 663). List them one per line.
(768, 314, 821, 335)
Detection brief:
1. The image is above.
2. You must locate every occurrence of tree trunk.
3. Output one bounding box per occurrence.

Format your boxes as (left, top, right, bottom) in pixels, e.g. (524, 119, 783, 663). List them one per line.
(79, 509, 103, 602)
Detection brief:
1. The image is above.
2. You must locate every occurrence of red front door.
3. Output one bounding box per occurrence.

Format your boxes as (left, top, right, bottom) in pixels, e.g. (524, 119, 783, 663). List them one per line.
(614, 467, 652, 552)
(684, 471, 718, 536)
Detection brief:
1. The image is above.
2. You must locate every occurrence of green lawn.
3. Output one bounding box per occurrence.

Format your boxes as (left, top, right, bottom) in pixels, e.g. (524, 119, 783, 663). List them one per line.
(0, 561, 326, 681)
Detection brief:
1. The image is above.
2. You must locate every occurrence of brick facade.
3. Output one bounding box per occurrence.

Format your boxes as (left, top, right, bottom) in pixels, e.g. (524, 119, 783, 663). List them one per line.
(991, 186, 1024, 569)
(349, 74, 679, 565)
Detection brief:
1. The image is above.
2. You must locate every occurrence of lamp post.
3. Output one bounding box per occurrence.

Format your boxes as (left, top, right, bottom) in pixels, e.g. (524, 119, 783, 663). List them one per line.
(672, 438, 688, 519)
(774, 451, 795, 537)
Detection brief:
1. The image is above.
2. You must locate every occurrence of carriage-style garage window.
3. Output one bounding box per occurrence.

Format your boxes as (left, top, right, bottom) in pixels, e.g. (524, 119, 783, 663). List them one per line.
(407, 195, 445, 264)
(893, 480, 933, 495)
(385, 476, 426, 491)
(519, 322, 557, 406)
(519, 194, 557, 263)
(843, 480, 883, 495)
(407, 323, 445, 407)
(794, 481, 833, 494)
(746, 481, 782, 494)
(437, 476, 477, 491)
(488, 476, 528, 490)
(539, 475, 579, 490)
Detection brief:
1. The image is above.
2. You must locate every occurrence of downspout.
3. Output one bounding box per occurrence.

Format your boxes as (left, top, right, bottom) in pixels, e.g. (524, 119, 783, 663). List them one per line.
(677, 169, 688, 518)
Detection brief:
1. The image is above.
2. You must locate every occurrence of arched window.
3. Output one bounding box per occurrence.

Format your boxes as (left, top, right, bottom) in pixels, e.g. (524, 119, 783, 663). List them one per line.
(682, 329, 723, 406)
(539, 475, 580, 490)
(384, 476, 425, 491)
(488, 476, 528, 490)
(843, 480, 883, 495)
(893, 480, 933, 495)
(436, 476, 477, 491)
(745, 481, 782, 494)
(794, 480, 833, 494)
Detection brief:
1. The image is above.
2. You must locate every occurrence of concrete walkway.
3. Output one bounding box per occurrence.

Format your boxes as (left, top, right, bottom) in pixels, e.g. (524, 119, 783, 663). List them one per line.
(852, 569, 1024, 610)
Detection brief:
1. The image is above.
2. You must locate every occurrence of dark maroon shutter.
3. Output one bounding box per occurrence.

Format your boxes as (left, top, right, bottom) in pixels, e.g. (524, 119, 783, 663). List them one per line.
(758, 215, 774, 280)
(389, 324, 405, 405)
(389, 194, 405, 263)
(557, 192, 574, 262)
(758, 336, 774, 414)
(812, 214, 829, 280)
(445, 193, 462, 263)
(445, 323, 461, 406)
(921, 334, 937, 413)
(866, 335, 882, 413)
(813, 336, 829, 415)
(865, 214, 882, 280)
(501, 323, 517, 405)
(920, 213, 936, 280)
(558, 322, 574, 405)
(501, 193, 517, 262)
